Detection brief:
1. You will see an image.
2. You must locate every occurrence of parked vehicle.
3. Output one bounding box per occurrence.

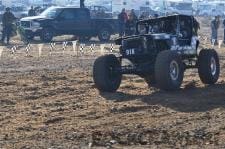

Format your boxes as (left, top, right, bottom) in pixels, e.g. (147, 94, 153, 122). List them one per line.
(19, 6, 119, 42)
(140, 6, 164, 17)
(93, 15, 220, 92)
(197, 4, 225, 17)
(166, 2, 193, 15)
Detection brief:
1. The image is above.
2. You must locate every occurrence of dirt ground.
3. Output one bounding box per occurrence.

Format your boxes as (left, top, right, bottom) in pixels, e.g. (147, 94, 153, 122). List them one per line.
(1, 18, 225, 149)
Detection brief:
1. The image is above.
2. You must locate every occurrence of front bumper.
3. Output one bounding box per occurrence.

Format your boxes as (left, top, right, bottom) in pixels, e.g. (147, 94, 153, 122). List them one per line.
(24, 27, 42, 32)
(23, 27, 43, 36)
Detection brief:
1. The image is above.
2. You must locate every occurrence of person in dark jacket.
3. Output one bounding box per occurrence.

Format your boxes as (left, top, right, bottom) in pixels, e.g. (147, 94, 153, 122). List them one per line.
(211, 16, 220, 45)
(139, 12, 149, 20)
(139, 12, 146, 20)
(118, 8, 128, 37)
(80, 0, 85, 8)
(223, 18, 225, 44)
(130, 9, 138, 22)
(125, 13, 136, 36)
(1, 7, 17, 45)
(28, 6, 36, 16)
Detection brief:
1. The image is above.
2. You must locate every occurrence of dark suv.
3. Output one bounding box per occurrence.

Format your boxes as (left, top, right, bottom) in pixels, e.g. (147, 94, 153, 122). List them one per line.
(93, 15, 220, 92)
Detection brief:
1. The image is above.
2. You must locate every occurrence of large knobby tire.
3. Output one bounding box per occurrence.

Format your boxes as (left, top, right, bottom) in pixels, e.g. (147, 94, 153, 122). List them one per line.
(40, 27, 54, 42)
(198, 49, 220, 84)
(155, 50, 184, 91)
(93, 54, 122, 92)
(98, 27, 111, 42)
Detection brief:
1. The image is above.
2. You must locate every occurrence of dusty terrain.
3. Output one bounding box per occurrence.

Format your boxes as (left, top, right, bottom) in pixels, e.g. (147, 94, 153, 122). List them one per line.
(1, 18, 225, 149)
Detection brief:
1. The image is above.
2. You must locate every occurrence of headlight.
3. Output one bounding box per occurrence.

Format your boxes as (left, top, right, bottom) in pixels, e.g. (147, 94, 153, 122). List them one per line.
(32, 22, 40, 28)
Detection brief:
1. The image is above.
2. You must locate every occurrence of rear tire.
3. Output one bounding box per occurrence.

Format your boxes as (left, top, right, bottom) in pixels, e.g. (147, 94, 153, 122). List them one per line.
(198, 49, 220, 84)
(93, 54, 122, 92)
(155, 50, 184, 91)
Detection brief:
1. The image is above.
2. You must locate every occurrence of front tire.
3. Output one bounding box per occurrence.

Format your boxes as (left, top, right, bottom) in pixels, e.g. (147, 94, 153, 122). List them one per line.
(40, 27, 54, 42)
(93, 54, 122, 92)
(198, 49, 220, 84)
(155, 51, 184, 91)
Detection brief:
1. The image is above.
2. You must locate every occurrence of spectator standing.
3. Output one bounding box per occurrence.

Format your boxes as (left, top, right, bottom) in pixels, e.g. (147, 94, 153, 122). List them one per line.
(211, 16, 220, 45)
(125, 13, 136, 36)
(28, 6, 36, 16)
(1, 7, 16, 45)
(118, 8, 128, 37)
(130, 9, 138, 22)
(139, 12, 146, 20)
(139, 12, 149, 20)
(223, 18, 225, 44)
(80, 0, 85, 8)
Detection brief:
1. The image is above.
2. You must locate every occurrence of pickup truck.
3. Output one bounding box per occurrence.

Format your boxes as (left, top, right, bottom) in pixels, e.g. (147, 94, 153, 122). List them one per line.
(19, 6, 119, 42)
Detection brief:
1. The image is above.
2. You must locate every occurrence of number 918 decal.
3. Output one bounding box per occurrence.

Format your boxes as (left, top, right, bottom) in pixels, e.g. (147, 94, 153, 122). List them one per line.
(126, 49, 135, 55)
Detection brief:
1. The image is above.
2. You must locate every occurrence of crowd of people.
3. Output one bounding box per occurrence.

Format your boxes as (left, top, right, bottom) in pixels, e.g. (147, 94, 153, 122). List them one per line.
(28, 6, 44, 17)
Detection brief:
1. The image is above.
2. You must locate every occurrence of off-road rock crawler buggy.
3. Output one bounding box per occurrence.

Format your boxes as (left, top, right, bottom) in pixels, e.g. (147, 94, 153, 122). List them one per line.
(93, 15, 220, 92)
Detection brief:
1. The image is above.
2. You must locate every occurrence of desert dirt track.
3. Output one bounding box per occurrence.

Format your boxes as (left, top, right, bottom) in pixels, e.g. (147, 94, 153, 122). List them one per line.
(1, 18, 225, 149)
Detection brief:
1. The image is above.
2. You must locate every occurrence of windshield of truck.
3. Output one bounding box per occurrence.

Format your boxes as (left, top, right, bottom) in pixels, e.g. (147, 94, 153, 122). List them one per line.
(40, 7, 63, 18)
